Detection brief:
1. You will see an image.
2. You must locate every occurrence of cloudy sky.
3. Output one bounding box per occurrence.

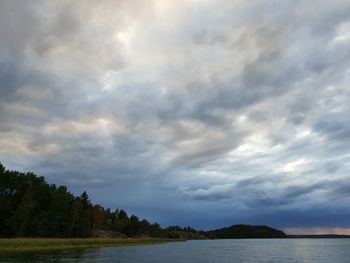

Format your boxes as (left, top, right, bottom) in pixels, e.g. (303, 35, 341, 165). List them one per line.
(1, 0, 350, 234)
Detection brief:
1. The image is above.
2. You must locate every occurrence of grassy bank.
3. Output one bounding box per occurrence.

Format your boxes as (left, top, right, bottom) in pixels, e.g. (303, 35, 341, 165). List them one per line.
(0, 238, 181, 253)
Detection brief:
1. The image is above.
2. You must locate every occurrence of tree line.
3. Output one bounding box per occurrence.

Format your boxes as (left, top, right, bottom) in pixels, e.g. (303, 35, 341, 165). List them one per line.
(0, 163, 175, 238)
(0, 163, 286, 239)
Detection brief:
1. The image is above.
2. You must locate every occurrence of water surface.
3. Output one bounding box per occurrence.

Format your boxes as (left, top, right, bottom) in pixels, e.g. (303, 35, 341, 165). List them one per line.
(1, 239, 350, 262)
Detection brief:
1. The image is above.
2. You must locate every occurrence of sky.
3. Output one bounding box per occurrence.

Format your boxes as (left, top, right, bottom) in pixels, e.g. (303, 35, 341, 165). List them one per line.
(1, 0, 350, 234)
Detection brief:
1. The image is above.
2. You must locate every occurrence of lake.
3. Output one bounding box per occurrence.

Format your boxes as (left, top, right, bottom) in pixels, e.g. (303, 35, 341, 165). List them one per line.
(1, 239, 350, 262)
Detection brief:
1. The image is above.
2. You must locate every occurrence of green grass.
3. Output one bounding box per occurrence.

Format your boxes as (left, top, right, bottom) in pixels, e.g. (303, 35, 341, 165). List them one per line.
(0, 238, 181, 253)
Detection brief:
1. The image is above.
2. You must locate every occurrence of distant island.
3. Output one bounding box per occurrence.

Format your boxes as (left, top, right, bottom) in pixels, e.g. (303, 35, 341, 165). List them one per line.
(0, 162, 287, 240)
(207, 225, 286, 239)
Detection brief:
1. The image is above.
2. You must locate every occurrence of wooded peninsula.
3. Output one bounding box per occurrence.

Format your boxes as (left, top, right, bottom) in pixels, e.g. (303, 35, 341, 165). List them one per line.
(1, 163, 286, 252)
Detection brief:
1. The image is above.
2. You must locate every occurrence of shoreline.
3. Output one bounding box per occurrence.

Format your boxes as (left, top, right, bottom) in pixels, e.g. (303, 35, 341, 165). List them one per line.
(0, 238, 183, 253)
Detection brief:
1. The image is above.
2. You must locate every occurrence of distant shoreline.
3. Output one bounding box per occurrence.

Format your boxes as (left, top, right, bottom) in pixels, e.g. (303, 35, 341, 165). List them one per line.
(0, 238, 182, 253)
(2, 236, 350, 253)
(287, 235, 350, 238)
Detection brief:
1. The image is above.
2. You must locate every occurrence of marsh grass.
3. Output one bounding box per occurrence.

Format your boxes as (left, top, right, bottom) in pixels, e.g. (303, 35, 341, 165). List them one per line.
(0, 238, 179, 253)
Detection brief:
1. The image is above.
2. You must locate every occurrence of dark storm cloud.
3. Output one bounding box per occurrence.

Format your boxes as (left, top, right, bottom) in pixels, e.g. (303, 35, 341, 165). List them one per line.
(0, 58, 19, 100)
(1, 0, 350, 231)
(314, 115, 350, 141)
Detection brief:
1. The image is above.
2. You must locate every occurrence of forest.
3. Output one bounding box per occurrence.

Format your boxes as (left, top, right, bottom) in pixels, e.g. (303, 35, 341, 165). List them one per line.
(0, 163, 285, 239)
(0, 162, 206, 238)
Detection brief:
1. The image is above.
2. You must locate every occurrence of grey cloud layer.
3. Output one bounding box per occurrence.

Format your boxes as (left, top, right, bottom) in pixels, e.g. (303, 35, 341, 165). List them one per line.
(1, 0, 350, 229)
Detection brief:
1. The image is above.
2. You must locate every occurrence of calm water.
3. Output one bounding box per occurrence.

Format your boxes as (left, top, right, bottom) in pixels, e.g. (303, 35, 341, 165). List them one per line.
(1, 239, 350, 263)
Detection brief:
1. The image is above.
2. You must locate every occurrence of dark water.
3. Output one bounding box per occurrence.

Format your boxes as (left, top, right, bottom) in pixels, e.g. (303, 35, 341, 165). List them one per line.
(1, 239, 350, 263)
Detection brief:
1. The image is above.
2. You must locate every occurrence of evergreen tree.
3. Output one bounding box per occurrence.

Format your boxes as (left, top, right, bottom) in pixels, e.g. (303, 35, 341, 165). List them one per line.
(0, 162, 225, 239)
(13, 189, 36, 237)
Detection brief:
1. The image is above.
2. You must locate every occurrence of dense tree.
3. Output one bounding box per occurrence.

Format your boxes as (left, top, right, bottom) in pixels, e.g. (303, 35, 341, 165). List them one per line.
(79, 192, 92, 237)
(0, 163, 287, 239)
(0, 163, 174, 238)
(111, 209, 130, 235)
(47, 186, 72, 237)
(92, 205, 107, 230)
(69, 197, 83, 237)
(0, 164, 95, 237)
(13, 189, 36, 237)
